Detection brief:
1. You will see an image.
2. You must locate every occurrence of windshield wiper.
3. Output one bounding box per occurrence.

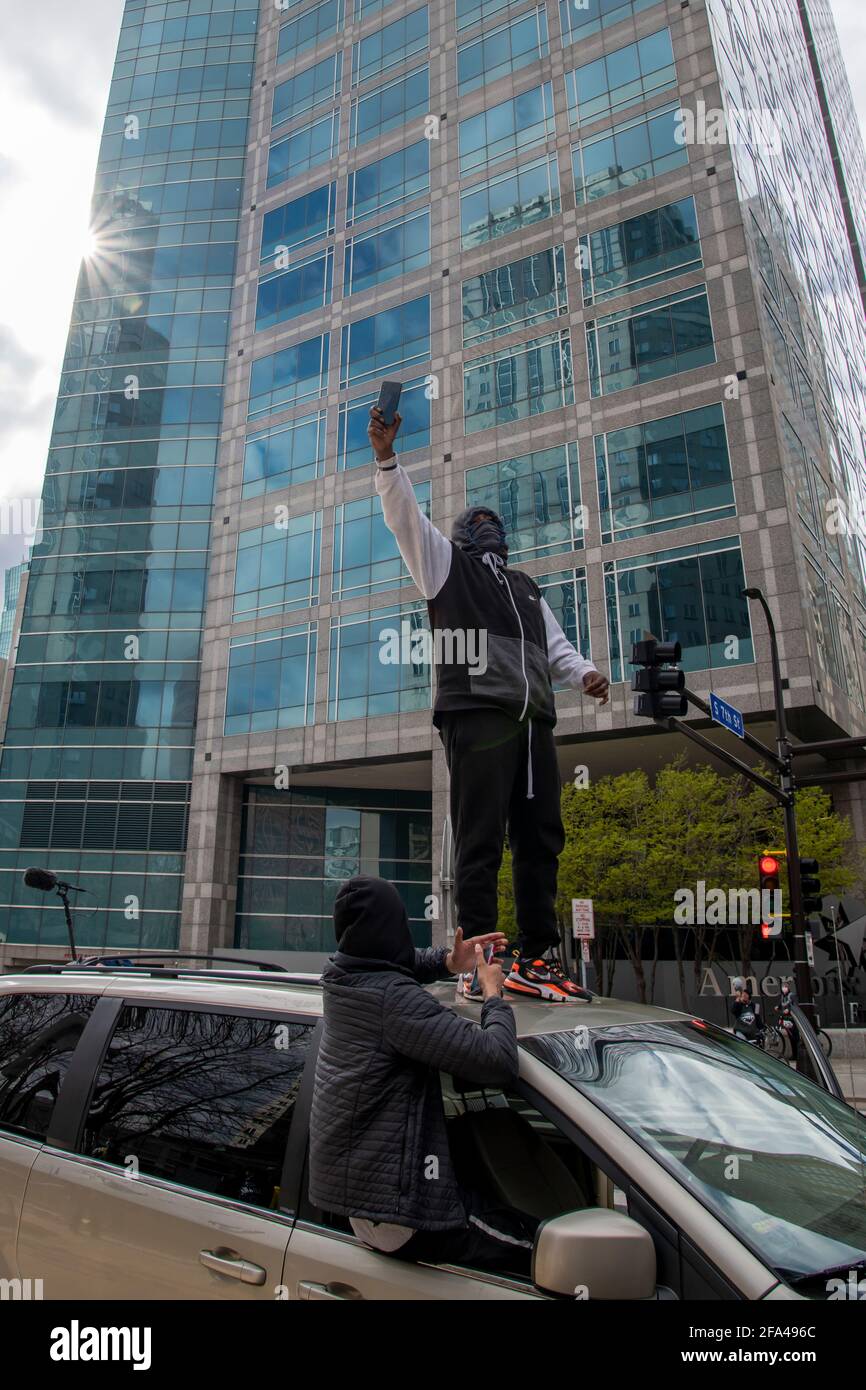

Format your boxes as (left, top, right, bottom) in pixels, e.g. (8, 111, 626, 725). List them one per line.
(787, 1256, 866, 1287)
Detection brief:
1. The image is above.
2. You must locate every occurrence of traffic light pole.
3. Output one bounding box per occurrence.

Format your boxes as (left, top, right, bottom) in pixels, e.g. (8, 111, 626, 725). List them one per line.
(740, 589, 816, 1028)
(637, 590, 839, 1030)
(634, 591, 866, 1077)
(665, 713, 786, 804)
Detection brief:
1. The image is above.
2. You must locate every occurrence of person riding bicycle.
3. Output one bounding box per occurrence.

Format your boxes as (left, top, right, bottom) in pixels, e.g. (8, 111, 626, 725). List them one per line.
(731, 978, 764, 1045)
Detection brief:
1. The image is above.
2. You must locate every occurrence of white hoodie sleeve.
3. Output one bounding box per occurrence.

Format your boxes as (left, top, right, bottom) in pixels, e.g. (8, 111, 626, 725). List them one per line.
(374, 459, 452, 599)
(541, 598, 598, 691)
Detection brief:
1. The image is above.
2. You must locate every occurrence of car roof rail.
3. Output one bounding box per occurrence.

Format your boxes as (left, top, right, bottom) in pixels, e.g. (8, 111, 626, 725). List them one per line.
(87, 951, 291, 972)
(22, 951, 324, 987)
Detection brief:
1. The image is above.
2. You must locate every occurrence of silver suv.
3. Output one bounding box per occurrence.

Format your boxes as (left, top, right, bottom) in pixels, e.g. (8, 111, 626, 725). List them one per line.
(1, 956, 864, 1301)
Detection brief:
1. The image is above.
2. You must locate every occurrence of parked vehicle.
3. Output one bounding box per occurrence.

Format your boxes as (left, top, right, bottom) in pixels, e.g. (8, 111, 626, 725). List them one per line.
(0, 956, 864, 1301)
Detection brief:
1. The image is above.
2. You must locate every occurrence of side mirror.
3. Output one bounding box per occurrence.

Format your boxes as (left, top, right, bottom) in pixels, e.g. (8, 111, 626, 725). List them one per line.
(533, 1208, 656, 1300)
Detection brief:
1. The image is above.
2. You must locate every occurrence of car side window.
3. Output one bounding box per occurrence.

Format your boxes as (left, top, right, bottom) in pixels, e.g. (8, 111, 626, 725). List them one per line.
(80, 1005, 315, 1210)
(0, 992, 98, 1141)
(443, 1077, 595, 1233)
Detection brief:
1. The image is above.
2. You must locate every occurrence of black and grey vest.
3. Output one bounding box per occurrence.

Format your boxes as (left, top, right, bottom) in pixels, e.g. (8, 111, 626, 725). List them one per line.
(427, 544, 556, 727)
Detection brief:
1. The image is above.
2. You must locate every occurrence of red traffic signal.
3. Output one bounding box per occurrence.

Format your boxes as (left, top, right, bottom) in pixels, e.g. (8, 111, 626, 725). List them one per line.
(758, 853, 782, 936)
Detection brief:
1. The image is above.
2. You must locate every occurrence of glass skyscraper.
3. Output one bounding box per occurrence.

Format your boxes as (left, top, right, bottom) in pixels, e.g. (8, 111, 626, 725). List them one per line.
(0, 565, 25, 664)
(1, 0, 864, 962)
(0, 0, 258, 950)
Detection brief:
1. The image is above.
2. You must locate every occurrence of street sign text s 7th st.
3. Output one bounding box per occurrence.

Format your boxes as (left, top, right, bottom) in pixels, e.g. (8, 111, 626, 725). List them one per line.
(709, 692, 745, 740)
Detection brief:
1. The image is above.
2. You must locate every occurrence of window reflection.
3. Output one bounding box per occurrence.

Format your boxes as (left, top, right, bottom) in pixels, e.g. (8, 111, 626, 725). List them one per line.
(525, 1022, 866, 1284)
(84, 1006, 314, 1210)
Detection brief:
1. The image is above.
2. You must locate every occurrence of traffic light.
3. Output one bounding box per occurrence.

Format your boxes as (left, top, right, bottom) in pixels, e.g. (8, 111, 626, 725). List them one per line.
(631, 639, 687, 719)
(758, 853, 782, 936)
(799, 858, 822, 914)
(758, 853, 781, 895)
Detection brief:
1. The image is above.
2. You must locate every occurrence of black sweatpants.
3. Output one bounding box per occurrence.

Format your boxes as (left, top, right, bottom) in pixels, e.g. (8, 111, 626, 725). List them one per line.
(391, 1190, 539, 1276)
(439, 708, 564, 959)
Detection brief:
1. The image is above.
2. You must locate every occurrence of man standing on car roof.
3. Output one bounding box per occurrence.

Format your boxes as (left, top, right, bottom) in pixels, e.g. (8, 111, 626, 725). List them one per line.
(368, 408, 610, 1004)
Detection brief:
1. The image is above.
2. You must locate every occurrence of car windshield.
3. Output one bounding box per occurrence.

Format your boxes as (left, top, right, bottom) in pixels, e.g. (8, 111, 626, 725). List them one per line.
(524, 1020, 866, 1289)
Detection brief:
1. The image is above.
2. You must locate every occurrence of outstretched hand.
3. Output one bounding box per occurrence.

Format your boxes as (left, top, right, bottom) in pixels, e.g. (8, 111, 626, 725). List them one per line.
(369, 406, 402, 463)
(583, 671, 610, 705)
(445, 926, 509, 976)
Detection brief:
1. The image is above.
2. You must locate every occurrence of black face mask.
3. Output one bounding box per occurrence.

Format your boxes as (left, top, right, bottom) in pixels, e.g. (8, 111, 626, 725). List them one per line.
(470, 519, 507, 557)
(451, 507, 508, 561)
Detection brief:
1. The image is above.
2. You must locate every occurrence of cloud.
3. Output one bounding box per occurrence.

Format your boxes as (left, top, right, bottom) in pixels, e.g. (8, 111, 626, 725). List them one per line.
(0, 4, 121, 516)
(0, 327, 56, 477)
(830, 0, 866, 131)
(0, 154, 22, 192)
(0, 326, 41, 386)
(0, 1, 123, 129)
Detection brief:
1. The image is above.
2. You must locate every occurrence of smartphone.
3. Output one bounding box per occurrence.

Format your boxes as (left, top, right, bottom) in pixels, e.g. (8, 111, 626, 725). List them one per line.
(376, 379, 402, 427)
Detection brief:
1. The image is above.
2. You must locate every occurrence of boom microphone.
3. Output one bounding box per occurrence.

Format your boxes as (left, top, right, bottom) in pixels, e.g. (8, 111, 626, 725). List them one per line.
(23, 865, 87, 962)
(23, 867, 88, 894)
(24, 867, 58, 892)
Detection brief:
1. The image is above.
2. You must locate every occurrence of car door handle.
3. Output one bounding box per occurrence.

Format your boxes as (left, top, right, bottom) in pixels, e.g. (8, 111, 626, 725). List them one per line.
(199, 1249, 267, 1286)
(298, 1280, 364, 1301)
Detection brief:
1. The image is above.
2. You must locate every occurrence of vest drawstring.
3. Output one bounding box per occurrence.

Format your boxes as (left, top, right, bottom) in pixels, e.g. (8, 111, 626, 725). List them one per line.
(481, 551, 530, 723)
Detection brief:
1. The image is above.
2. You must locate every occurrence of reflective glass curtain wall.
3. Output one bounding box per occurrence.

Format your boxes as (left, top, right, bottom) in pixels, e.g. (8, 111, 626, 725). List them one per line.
(0, 0, 258, 949)
(704, 0, 866, 703)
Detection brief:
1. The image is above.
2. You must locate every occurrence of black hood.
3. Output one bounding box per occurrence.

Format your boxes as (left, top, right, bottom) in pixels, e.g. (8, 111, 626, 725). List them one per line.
(332, 875, 415, 972)
(451, 506, 508, 561)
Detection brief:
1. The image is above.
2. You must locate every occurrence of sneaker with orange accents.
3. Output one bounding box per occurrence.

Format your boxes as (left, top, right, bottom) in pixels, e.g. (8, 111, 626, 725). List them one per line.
(545, 954, 593, 1001)
(503, 954, 592, 1003)
(460, 968, 484, 1000)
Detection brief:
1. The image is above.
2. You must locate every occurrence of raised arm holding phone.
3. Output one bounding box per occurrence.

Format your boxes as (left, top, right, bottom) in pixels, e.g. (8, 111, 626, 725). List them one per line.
(368, 405, 610, 1003)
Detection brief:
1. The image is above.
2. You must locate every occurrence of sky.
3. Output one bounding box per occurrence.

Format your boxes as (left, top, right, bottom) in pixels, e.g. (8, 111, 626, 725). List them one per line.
(0, 0, 864, 582)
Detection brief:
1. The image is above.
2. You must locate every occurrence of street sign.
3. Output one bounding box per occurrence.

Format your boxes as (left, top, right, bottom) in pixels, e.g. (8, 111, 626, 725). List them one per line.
(709, 692, 745, 740)
(572, 898, 595, 939)
(806, 928, 815, 968)
(581, 940, 591, 964)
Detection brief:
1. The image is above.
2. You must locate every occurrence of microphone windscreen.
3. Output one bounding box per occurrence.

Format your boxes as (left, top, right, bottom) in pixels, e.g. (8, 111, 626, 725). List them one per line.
(24, 867, 57, 892)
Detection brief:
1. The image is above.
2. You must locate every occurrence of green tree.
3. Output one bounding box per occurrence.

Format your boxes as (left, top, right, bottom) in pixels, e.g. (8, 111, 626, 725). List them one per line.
(500, 759, 860, 1005)
(723, 777, 860, 978)
(497, 847, 517, 942)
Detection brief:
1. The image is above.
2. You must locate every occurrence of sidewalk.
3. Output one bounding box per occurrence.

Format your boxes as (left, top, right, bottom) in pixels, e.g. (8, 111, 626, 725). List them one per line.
(832, 1058, 866, 1113)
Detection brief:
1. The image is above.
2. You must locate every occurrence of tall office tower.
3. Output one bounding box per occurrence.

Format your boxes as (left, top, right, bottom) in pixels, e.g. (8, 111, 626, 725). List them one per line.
(0, 0, 259, 956)
(0, 563, 27, 751)
(795, 0, 866, 290)
(0, 565, 25, 664)
(1, 0, 865, 966)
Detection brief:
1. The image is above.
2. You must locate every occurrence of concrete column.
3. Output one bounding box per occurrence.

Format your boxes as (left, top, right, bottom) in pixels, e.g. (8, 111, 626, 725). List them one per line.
(180, 770, 245, 956)
(827, 766, 866, 860)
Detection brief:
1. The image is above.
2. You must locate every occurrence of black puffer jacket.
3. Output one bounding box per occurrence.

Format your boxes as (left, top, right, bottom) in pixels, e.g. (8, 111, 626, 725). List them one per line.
(308, 876, 518, 1230)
